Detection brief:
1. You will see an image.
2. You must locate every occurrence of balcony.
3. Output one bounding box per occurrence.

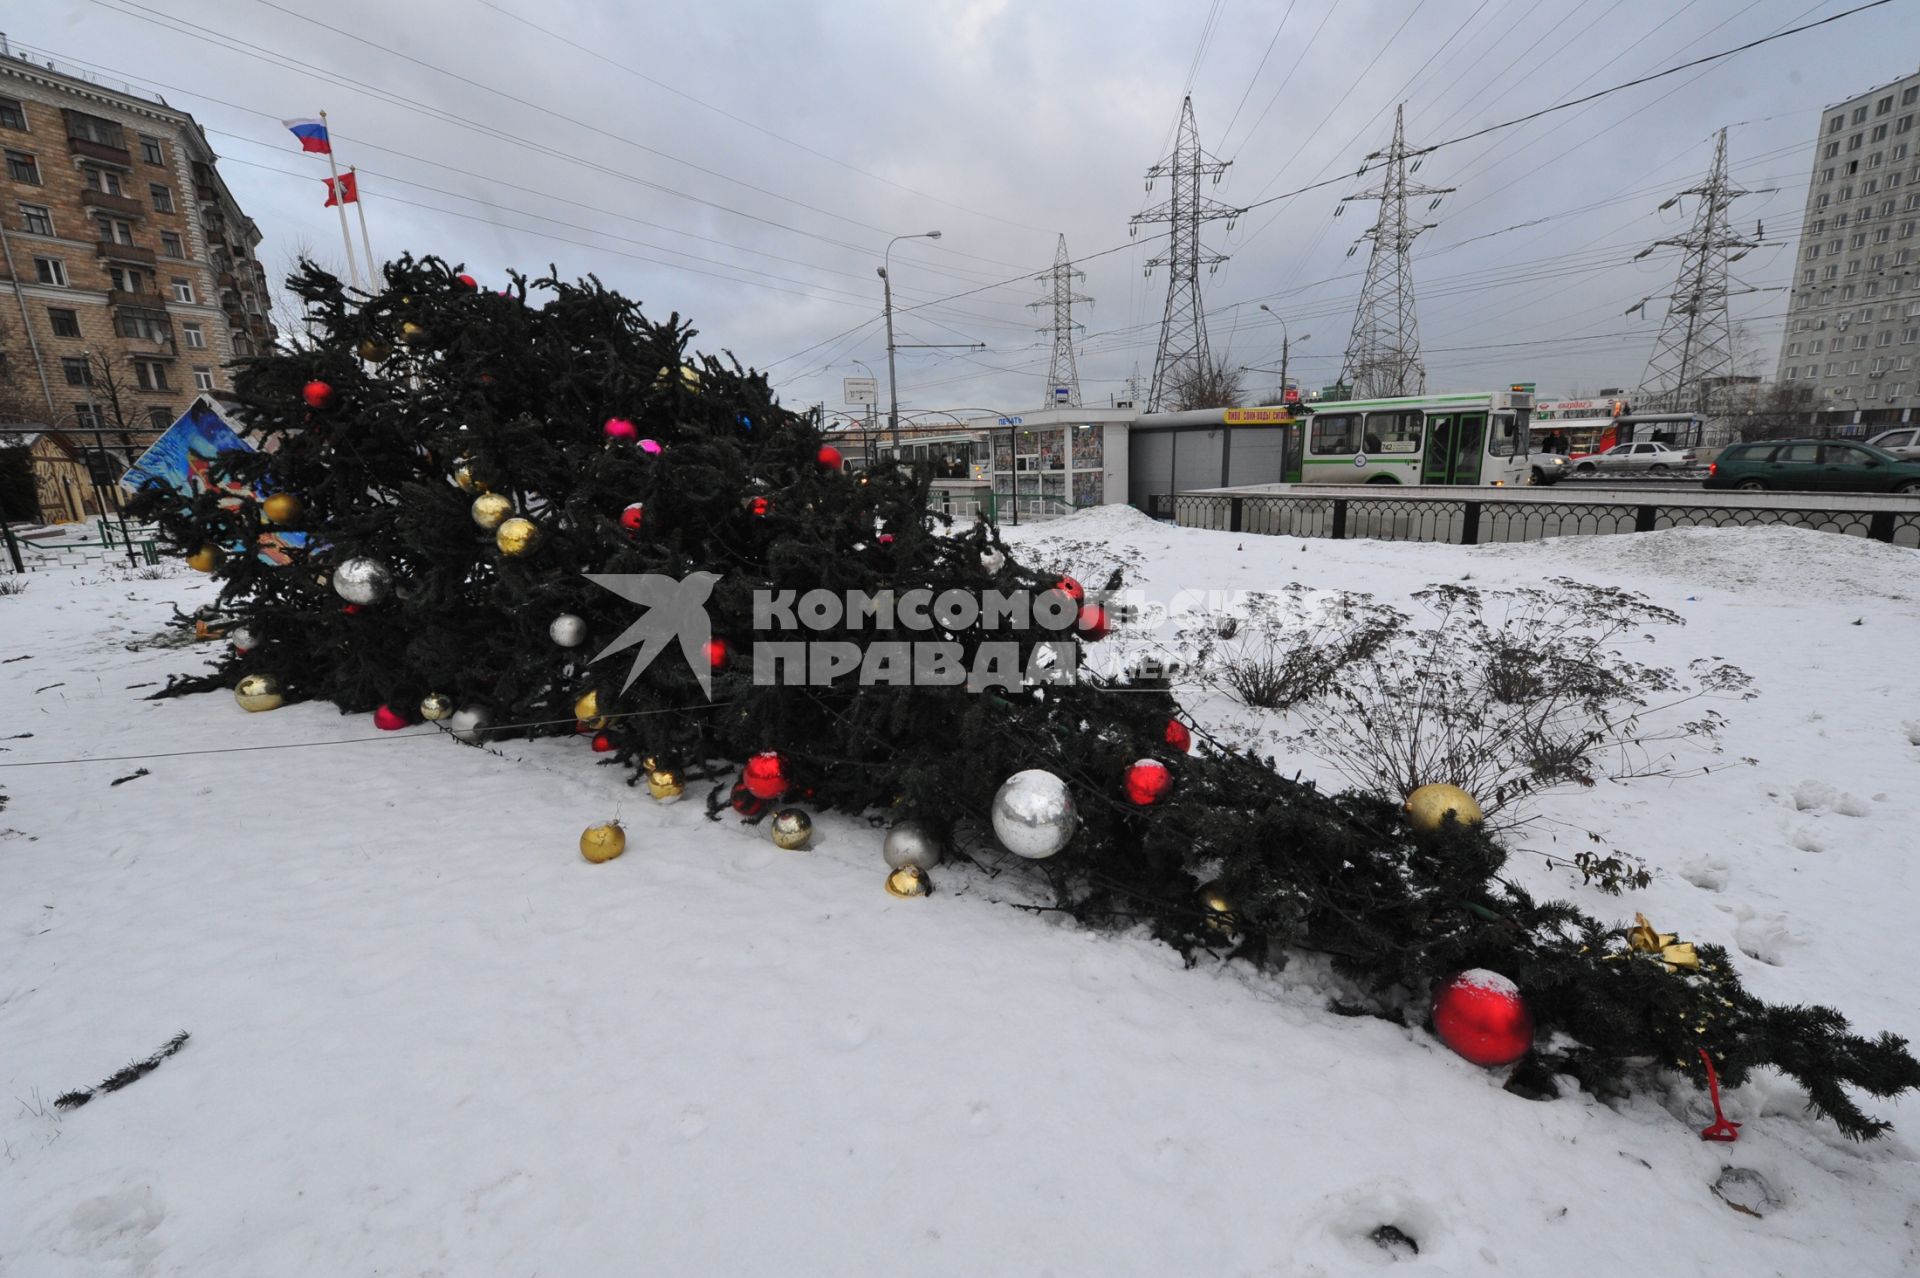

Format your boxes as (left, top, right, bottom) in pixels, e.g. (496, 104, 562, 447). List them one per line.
(80, 188, 144, 218)
(68, 135, 132, 167)
(97, 241, 156, 267)
(217, 271, 237, 291)
(108, 289, 168, 312)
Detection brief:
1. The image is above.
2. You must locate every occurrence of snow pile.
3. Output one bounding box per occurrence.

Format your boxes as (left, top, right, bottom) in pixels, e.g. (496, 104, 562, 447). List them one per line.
(5, 523, 1920, 1274)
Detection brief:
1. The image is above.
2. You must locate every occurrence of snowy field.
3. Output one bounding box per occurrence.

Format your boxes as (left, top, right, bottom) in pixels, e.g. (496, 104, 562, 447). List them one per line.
(3, 512, 1919, 1275)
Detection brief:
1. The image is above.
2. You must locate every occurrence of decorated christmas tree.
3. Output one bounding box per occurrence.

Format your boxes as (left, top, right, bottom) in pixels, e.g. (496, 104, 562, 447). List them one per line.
(134, 256, 1919, 1139)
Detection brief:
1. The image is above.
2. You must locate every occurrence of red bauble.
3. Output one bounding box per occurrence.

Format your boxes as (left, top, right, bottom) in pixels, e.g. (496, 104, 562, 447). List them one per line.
(1123, 757, 1173, 806)
(876, 533, 895, 545)
(730, 781, 767, 817)
(591, 732, 614, 753)
(817, 445, 843, 469)
(747, 496, 772, 517)
(706, 637, 731, 670)
(302, 380, 334, 410)
(373, 704, 408, 731)
(456, 273, 478, 290)
(620, 502, 645, 532)
(743, 751, 788, 800)
(1430, 970, 1534, 1068)
(341, 603, 365, 616)
(1164, 718, 1193, 753)
(1056, 575, 1085, 603)
(1077, 603, 1110, 641)
(603, 417, 639, 441)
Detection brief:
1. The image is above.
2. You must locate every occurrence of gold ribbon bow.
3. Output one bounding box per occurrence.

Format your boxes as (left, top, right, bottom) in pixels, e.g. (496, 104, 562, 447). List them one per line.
(1626, 913, 1699, 972)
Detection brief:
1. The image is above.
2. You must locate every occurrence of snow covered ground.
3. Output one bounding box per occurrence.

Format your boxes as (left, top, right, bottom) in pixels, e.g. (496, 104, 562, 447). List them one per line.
(3, 515, 1918, 1275)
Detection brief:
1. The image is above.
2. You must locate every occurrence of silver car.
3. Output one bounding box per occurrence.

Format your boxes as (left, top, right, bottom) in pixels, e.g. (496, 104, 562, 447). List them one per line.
(1866, 427, 1920, 462)
(1528, 453, 1569, 485)
(1574, 440, 1698, 475)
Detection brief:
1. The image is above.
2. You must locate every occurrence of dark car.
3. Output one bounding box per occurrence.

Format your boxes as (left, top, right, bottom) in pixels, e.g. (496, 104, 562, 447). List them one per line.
(1704, 439, 1920, 494)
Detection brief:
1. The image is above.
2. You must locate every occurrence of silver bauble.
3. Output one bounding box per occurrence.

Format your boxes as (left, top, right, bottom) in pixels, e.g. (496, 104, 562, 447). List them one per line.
(333, 556, 393, 605)
(549, 614, 588, 648)
(980, 547, 1007, 574)
(419, 692, 454, 722)
(228, 624, 258, 652)
(770, 808, 813, 850)
(990, 769, 1078, 859)
(882, 820, 943, 870)
(448, 704, 494, 745)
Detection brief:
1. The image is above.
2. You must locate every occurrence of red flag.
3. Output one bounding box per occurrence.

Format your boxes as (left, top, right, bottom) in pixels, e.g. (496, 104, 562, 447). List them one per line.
(323, 172, 358, 206)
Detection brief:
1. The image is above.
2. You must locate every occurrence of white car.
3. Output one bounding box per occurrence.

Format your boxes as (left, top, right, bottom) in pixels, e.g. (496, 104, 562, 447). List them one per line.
(1865, 427, 1920, 462)
(1574, 440, 1698, 475)
(1528, 453, 1569, 485)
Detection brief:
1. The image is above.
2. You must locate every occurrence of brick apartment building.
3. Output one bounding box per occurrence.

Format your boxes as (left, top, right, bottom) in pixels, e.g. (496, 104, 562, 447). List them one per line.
(0, 41, 274, 483)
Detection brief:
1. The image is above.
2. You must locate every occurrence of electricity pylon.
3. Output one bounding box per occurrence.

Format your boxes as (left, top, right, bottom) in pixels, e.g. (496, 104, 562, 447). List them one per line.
(1339, 105, 1451, 399)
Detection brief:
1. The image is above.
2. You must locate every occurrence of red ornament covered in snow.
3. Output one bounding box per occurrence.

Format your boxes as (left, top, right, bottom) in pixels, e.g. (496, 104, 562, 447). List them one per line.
(706, 637, 731, 670)
(1164, 718, 1193, 753)
(620, 502, 646, 532)
(456, 273, 478, 290)
(743, 751, 789, 800)
(373, 704, 408, 731)
(591, 732, 614, 753)
(817, 444, 843, 469)
(1055, 575, 1084, 603)
(730, 781, 767, 817)
(303, 380, 334, 409)
(603, 417, 639, 441)
(1077, 603, 1110, 641)
(1430, 969, 1534, 1068)
(1123, 758, 1173, 806)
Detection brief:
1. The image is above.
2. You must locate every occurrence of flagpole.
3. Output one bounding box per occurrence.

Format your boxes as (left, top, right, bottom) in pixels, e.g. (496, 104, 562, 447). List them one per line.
(319, 110, 360, 289)
(350, 166, 376, 287)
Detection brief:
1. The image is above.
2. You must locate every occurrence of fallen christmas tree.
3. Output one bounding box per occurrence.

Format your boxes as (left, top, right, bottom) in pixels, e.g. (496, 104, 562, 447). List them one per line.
(133, 256, 1919, 1139)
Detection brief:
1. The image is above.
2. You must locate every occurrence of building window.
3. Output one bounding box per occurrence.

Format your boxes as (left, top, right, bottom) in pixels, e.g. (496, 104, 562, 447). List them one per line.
(1878, 96, 1894, 117)
(108, 265, 146, 293)
(6, 150, 40, 183)
(1831, 114, 1846, 133)
(1906, 87, 1919, 106)
(18, 203, 52, 235)
(1787, 342, 1801, 356)
(1801, 268, 1815, 284)
(66, 111, 122, 148)
(149, 183, 174, 213)
(1879, 332, 1894, 347)
(48, 307, 80, 337)
(61, 356, 92, 386)
(182, 322, 205, 348)
(146, 406, 173, 429)
(1873, 124, 1889, 142)
(1852, 232, 1865, 248)
(231, 332, 255, 357)
(1854, 106, 1869, 124)
(134, 361, 170, 391)
(192, 367, 214, 392)
(139, 134, 163, 164)
(116, 308, 167, 341)
(1824, 142, 1840, 159)
(74, 402, 101, 429)
(34, 257, 66, 286)
(160, 231, 184, 257)
(0, 97, 25, 130)
(1899, 116, 1914, 136)
(1849, 134, 1863, 152)
(1810, 338, 1825, 354)
(1807, 244, 1820, 259)
(171, 277, 194, 304)
(1906, 328, 1920, 343)
(96, 216, 134, 244)
(81, 165, 122, 194)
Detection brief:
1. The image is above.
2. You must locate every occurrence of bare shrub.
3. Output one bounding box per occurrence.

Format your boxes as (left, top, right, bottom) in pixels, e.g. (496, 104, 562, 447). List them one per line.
(1177, 585, 1403, 710)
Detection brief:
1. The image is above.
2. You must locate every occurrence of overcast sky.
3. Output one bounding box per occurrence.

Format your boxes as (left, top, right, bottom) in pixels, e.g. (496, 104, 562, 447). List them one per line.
(16, 0, 1920, 418)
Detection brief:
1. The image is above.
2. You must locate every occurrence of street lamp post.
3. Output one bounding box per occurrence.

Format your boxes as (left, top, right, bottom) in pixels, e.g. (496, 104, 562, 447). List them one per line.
(1256, 304, 1308, 403)
(879, 231, 942, 452)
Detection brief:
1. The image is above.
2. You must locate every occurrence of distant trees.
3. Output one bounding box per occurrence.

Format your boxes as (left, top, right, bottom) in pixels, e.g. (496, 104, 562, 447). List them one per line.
(1736, 383, 1816, 441)
(1168, 356, 1244, 410)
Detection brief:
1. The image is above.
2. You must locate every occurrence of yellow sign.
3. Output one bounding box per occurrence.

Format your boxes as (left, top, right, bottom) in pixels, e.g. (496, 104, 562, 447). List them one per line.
(1222, 407, 1294, 425)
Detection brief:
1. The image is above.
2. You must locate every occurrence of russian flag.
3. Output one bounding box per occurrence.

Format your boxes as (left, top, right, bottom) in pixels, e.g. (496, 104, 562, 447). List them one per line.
(281, 117, 331, 154)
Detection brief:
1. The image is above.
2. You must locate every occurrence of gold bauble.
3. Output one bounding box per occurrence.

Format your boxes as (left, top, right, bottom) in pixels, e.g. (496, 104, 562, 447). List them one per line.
(357, 338, 391, 361)
(185, 544, 222, 573)
(640, 756, 659, 773)
(656, 363, 701, 389)
(420, 692, 453, 721)
(579, 820, 626, 863)
(453, 461, 489, 493)
(401, 320, 426, 345)
(495, 517, 539, 557)
(1196, 880, 1238, 938)
(574, 689, 608, 730)
(885, 865, 932, 898)
(262, 493, 303, 526)
(647, 768, 685, 801)
(234, 673, 283, 712)
(770, 808, 813, 850)
(470, 492, 513, 530)
(1404, 783, 1485, 833)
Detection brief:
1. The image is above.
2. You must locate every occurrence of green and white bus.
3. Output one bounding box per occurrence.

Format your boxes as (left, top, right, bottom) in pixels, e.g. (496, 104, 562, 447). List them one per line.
(1297, 390, 1534, 486)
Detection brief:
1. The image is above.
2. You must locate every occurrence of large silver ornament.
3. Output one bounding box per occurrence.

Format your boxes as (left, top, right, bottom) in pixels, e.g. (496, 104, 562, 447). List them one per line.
(333, 556, 393, 605)
(980, 547, 1007, 575)
(549, 614, 588, 648)
(228, 624, 258, 652)
(882, 820, 943, 870)
(448, 704, 494, 745)
(990, 769, 1078, 859)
